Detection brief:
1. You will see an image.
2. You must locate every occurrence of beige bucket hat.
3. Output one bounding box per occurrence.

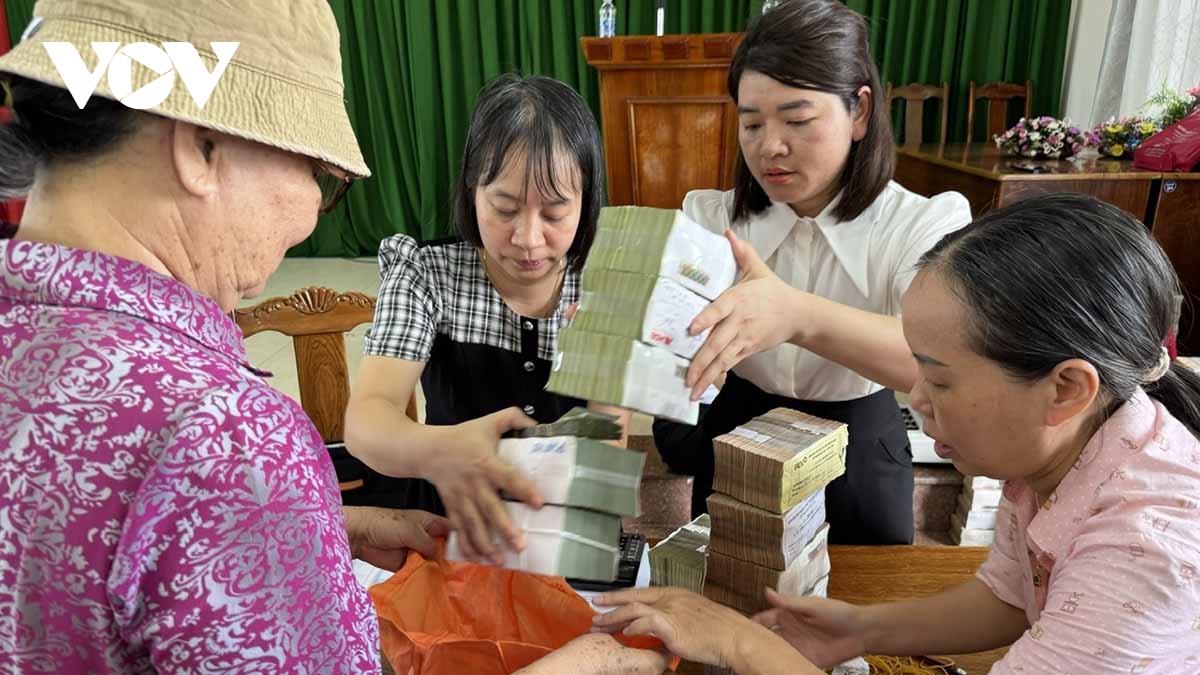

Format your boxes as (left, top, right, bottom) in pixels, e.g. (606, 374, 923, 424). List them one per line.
(0, 0, 370, 178)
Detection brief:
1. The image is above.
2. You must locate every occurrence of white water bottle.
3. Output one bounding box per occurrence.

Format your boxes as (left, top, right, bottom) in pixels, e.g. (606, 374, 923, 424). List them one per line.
(599, 0, 616, 37)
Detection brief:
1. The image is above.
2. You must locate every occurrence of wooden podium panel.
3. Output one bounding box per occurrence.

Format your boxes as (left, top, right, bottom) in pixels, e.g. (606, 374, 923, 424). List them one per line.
(583, 34, 743, 208)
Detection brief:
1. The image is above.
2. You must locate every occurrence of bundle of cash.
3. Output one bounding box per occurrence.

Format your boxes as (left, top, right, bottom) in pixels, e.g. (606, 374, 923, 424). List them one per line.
(702, 523, 830, 614)
(588, 206, 737, 301)
(446, 502, 622, 582)
(546, 328, 698, 424)
(713, 408, 848, 513)
(506, 406, 624, 441)
(706, 489, 826, 570)
(497, 436, 645, 517)
(648, 514, 710, 593)
(573, 268, 710, 359)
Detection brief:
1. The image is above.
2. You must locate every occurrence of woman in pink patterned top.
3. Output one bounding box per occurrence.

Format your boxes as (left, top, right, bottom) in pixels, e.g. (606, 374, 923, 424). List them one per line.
(0, 1, 666, 674)
(594, 194, 1200, 673)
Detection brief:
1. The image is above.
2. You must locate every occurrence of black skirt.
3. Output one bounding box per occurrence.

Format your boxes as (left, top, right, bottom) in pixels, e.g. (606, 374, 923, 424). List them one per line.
(653, 372, 914, 545)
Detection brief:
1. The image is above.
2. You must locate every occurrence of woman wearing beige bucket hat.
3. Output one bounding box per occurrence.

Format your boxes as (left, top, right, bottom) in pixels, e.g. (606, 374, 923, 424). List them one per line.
(0, 1, 666, 673)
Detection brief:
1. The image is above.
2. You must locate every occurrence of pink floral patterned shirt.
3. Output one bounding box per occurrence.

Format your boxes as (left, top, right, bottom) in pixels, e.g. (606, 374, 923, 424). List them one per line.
(0, 240, 379, 673)
(977, 388, 1200, 673)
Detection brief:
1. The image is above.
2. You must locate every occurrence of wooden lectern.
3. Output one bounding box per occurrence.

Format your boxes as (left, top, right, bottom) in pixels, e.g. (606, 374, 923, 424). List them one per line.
(582, 33, 744, 209)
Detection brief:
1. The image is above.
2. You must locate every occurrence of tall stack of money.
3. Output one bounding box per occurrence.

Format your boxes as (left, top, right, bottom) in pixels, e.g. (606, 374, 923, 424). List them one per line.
(648, 514, 710, 593)
(701, 408, 849, 615)
(447, 408, 645, 582)
(950, 475, 1003, 546)
(547, 206, 736, 425)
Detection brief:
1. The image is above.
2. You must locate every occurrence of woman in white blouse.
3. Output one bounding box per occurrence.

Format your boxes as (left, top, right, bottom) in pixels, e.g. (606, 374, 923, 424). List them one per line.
(654, 0, 972, 543)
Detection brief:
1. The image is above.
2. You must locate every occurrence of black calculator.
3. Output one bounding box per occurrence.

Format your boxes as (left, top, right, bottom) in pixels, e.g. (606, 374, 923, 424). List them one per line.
(566, 531, 645, 592)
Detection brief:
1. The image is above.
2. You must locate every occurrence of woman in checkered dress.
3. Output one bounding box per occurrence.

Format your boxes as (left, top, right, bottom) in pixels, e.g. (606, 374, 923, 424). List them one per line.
(344, 74, 630, 563)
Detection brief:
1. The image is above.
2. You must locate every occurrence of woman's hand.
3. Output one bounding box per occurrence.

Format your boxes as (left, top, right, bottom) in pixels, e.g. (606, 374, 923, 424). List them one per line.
(343, 506, 450, 570)
(685, 230, 804, 400)
(592, 587, 758, 667)
(420, 407, 540, 564)
(751, 589, 869, 668)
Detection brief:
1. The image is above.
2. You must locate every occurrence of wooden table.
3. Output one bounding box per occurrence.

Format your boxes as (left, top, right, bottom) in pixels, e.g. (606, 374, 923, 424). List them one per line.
(896, 142, 1200, 358)
(895, 143, 1158, 221)
(679, 545, 1004, 674)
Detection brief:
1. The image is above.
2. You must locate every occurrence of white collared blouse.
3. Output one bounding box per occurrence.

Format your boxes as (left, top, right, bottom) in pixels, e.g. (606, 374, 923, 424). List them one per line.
(684, 182, 971, 401)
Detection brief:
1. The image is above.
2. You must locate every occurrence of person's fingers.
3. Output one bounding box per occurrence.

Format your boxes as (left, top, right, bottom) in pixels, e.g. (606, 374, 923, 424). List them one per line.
(410, 510, 452, 539)
(456, 492, 497, 562)
(765, 587, 813, 613)
(591, 602, 652, 630)
(689, 292, 735, 337)
(475, 474, 525, 556)
(446, 503, 479, 561)
(388, 512, 437, 559)
(489, 458, 544, 510)
(726, 228, 769, 279)
(690, 339, 743, 401)
(622, 614, 672, 644)
(686, 316, 739, 391)
(491, 406, 537, 433)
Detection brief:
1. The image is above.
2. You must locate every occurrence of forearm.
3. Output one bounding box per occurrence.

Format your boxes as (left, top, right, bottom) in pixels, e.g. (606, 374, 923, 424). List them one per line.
(861, 579, 1028, 656)
(728, 622, 825, 675)
(789, 293, 917, 393)
(344, 395, 451, 478)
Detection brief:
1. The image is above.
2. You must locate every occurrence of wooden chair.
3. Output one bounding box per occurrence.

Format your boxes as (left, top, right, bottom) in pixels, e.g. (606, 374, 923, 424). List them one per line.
(967, 79, 1033, 141)
(235, 286, 418, 490)
(886, 82, 950, 147)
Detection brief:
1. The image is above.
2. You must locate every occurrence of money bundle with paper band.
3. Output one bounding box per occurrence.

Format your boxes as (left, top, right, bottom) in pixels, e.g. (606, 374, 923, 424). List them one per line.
(648, 514, 710, 593)
(547, 328, 699, 424)
(573, 268, 710, 359)
(702, 523, 830, 615)
(506, 406, 624, 441)
(706, 488, 825, 570)
(446, 502, 622, 582)
(712, 408, 848, 514)
(588, 206, 736, 301)
(496, 436, 645, 517)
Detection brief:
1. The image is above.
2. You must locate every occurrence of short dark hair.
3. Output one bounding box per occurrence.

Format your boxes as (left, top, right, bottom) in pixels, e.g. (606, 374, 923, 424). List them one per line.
(728, 0, 894, 223)
(452, 74, 604, 272)
(0, 75, 142, 199)
(918, 193, 1200, 438)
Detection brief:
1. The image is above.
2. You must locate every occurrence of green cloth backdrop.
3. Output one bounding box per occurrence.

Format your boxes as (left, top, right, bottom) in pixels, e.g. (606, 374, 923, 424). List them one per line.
(4, 0, 1070, 256)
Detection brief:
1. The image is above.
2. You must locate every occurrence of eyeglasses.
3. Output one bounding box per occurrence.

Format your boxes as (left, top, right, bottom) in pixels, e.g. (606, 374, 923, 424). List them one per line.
(313, 160, 353, 214)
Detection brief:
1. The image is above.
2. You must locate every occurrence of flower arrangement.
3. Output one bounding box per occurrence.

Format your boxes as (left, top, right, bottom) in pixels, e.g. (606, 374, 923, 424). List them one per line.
(994, 116, 1086, 159)
(1145, 84, 1200, 130)
(1085, 116, 1161, 158)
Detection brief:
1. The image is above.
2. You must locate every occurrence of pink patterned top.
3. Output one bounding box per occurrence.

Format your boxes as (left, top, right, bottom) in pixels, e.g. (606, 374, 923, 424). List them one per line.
(977, 388, 1200, 673)
(0, 240, 379, 673)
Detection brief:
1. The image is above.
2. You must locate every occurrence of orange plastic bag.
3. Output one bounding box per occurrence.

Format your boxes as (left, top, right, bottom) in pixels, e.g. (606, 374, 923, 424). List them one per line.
(369, 545, 677, 674)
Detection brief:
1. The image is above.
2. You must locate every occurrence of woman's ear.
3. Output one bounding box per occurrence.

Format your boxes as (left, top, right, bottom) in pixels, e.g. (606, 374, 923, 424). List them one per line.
(851, 85, 871, 142)
(170, 121, 221, 198)
(1044, 358, 1102, 427)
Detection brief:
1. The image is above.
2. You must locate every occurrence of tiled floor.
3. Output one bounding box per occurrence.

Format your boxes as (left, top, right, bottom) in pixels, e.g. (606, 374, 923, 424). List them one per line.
(239, 257, 652, 434)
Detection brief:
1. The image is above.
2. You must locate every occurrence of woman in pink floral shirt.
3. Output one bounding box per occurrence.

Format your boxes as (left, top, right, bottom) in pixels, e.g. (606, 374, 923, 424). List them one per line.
(595, 194, 1200, 673)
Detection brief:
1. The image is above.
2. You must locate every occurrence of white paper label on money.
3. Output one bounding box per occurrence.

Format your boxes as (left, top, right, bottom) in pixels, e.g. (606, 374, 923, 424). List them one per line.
(789, 419, 834, 436)
(730, 427, 772, 444)
(497, 437, 577, 505)
(642, 277, 709, 359)
(621, 341, 699, 424)
(660, 211, 737, 300)
(778, 524, 830, 597)
(781, 489, 827, 565)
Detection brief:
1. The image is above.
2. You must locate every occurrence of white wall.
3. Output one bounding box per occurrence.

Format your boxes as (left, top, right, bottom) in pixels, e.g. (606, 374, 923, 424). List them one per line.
(1061, 0, 1114, 128)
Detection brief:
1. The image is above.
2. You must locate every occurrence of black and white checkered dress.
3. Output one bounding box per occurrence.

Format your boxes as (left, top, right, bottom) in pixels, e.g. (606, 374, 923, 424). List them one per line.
(356, 234, 585, 511)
